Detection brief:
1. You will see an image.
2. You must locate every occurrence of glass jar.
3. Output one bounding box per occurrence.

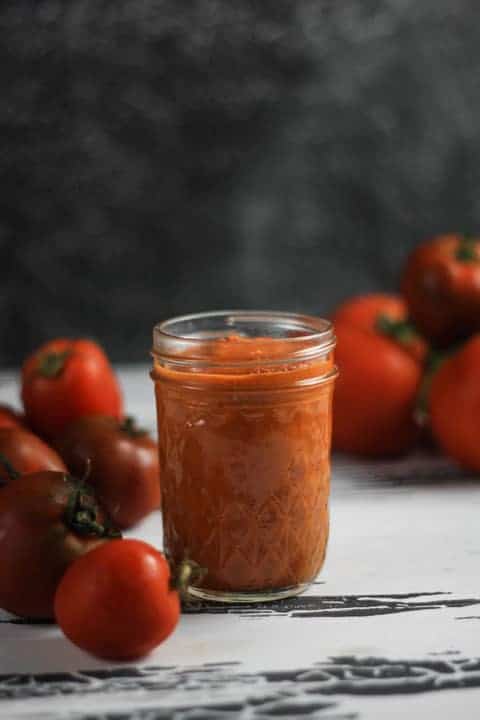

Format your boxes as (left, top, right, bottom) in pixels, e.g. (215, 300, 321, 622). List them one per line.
(151, 311, 337, 603)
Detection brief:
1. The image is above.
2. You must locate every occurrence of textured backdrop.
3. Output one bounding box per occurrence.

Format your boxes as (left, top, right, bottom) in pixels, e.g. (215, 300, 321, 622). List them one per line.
(1, 1, 479, 364)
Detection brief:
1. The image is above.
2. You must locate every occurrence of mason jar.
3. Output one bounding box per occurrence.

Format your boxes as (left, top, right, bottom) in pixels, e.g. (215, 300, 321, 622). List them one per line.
(151, 311, 337, 603)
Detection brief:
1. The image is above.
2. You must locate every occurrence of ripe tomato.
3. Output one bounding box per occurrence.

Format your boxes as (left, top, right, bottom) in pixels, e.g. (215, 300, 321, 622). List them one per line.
(0, 469, 119, 618)
(429, 336, 480, 470)
(402, 235, 480, 346)
(56, 416, 160, 529)
(334, 293, 406, 330)
(0, 427, 66, 484)
(55, 539, 180, 660)
(21, 339, 123, 441)
(0, 405, 25, 430)
(333, 293, 428, 364)
(332, 321, 422, 457)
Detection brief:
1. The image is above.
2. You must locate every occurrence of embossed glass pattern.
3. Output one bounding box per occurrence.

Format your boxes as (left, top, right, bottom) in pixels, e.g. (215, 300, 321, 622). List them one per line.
(152, 311, 337, 603)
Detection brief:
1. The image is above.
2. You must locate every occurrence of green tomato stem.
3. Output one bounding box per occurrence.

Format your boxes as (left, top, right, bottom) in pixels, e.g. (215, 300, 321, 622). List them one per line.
(0, 452, 21, 484)
(37, 350, 70, 378)
(456, 237, 478, 262)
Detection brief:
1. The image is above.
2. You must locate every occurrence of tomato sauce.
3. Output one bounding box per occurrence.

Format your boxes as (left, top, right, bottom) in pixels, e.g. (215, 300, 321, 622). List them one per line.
(152, 315, 337, 600)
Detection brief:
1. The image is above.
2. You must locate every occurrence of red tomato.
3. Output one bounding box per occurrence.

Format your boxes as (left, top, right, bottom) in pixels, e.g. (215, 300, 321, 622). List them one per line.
(0, 405, 25, 430)
(334, 293, 406, 330)
(0, 470, 119, 618)
(333, 293, 428, 364)
(0, 428, 66, 484)
(21, 339, 123, 440)
(56, 416, 160, 529)
(402, 234, 480, 346)
(429, 336, 480, 470)
(332, 321, 422, 457)
(55, 539, 180, 660)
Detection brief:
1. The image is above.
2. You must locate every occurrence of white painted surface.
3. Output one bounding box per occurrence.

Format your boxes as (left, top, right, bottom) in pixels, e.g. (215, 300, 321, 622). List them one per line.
(1, 366, 480, 719)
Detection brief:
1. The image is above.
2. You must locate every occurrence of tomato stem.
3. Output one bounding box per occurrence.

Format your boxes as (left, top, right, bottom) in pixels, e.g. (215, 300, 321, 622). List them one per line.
(120, 416, 148, 438)
(64, 480, 121, 539)
(376, 314, 418, 344)
(38, 350, 70, 378)
(0, 452, 21, 484)
(456, 237, 478, 262)
(171, 558, 207, 600)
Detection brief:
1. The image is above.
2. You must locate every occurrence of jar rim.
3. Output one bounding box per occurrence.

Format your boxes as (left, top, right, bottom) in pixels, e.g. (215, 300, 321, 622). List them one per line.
(153, 310, 335, 368)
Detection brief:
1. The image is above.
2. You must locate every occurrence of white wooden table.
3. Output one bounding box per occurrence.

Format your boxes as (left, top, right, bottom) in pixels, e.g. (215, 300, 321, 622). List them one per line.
(1, 366, 480, 719)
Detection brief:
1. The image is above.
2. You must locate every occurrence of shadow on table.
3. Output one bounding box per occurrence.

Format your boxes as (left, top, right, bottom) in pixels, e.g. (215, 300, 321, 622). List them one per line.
(332, 450, 480, 490)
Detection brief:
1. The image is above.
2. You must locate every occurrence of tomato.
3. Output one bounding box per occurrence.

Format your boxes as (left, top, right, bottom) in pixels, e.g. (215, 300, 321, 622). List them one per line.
(0, 469, 119, 618)
(333, 293, 428, 364)
(332, 321, 422, 457)
(429, 336, 480, 471)
(334, 293, 406, 330)
(55, 539, 180, 660)
(21, 339, 123, 441)
(0, 405, 25, 430)
(332, 294, 427, 457)
(0, 427, 66, 484)
(56, 416, 160, 529)
(402, 235, 480, 346)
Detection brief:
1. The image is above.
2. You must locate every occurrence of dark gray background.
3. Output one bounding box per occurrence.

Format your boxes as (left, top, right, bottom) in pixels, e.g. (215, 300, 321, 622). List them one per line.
(1, 1, 479, 365)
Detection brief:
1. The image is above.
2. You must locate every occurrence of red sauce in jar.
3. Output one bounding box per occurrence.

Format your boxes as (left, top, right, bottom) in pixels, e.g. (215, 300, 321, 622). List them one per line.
(152, 314, 337, 601)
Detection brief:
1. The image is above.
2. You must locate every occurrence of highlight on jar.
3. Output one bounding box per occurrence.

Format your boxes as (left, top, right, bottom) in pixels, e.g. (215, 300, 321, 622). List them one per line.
(151, 310, 338, 603)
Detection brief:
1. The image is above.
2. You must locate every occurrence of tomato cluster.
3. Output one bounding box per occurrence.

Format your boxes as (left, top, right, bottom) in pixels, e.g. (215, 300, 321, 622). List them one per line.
(332, 234, 480, 469)
(1, 338, 160, 529)
(0, 337, 178, 660)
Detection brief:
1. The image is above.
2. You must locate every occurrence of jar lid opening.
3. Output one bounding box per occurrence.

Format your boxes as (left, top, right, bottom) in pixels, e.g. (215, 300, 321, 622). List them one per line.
(153, 310, 335, 368)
